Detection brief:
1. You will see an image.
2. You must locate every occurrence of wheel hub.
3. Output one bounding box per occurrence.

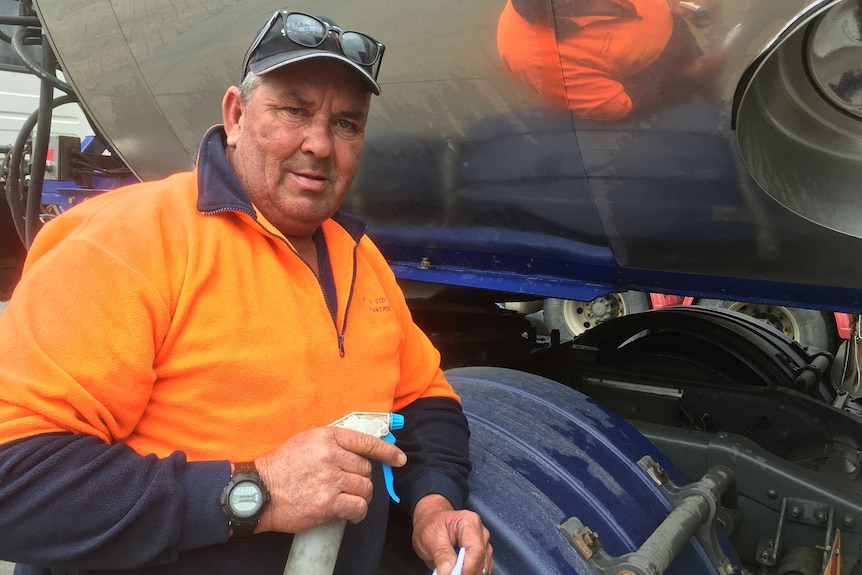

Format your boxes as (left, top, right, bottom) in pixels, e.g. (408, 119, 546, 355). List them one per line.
(728, 303, 799, 340)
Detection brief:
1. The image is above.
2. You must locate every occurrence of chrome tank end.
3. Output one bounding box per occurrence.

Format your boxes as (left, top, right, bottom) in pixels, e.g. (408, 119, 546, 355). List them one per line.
(736, 0, 862, 238)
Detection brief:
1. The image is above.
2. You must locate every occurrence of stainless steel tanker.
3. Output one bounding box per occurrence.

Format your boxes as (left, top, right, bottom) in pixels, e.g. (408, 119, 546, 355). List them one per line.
(4, 0, 862, 573)
(29, 0, 862, 308)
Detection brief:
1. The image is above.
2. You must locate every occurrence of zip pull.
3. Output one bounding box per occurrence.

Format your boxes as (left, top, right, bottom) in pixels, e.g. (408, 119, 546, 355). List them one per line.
(337, 333, 345, 357)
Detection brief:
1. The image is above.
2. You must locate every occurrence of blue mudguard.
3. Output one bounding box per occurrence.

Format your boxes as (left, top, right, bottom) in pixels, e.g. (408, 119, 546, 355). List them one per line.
(449, 366, 741, 575)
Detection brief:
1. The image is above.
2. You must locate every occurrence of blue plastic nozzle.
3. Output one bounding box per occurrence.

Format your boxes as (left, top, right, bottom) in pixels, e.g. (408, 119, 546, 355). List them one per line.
(382, 413, 404, 503)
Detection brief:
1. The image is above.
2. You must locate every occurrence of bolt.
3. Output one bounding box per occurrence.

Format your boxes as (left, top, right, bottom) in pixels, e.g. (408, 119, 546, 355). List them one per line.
(648, 463, 668, 486)
(843, 515, 855, 528)
(815, 511, 827, 524)
(68, 197, 76, 205)
(649, 564, 659, 574)
(789, 506, 801, 518)
(766, 489, 777, 499)
(571, 528, 600, 559)
(760, 551, 770, 561)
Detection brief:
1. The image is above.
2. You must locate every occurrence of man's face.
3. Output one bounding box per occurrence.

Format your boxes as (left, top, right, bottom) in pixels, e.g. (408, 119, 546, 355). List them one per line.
(224, 59, 372, 239)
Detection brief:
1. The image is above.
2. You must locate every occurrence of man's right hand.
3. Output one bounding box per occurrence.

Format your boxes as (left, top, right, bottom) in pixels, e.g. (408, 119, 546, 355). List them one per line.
(251, 427, 407, 534)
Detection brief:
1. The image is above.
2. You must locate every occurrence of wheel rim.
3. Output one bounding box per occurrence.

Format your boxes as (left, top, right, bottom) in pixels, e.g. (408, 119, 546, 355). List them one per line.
(562, 294, 627, 336)
(725, 302, 802, 341)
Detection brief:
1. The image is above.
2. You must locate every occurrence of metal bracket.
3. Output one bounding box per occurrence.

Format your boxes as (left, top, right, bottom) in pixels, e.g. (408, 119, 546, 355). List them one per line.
(756, 497, 837, 572)
(558, 455, 741, 575)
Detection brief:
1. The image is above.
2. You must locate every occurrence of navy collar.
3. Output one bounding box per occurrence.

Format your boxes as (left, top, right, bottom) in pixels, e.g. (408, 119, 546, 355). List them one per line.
(194, 125, 367, 242)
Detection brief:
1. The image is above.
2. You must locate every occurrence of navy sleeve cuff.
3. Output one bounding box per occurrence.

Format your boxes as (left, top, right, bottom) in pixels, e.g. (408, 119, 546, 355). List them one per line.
(405, 469, 467, 514)
(177, 460, 232, 551)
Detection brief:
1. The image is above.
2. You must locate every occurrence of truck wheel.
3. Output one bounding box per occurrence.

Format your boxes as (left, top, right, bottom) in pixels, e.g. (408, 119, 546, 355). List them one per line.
(543, 291, 650, 341)
(696, 299, 834, 354)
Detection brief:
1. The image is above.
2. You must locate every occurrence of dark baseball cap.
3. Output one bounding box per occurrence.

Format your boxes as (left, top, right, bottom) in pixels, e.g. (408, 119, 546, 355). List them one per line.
(241, 10, 385, 95)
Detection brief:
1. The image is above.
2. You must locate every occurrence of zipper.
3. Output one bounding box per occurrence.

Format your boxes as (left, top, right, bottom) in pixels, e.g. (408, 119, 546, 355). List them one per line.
(337, 243, 360, 357)
(200, 206, 256, 217)
(249, 217, 359, 357)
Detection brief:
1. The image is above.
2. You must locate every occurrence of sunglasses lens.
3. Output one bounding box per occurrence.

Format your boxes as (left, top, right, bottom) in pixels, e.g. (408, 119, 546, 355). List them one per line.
(340, 32, 379, 66)
(283, 13, 327, 47)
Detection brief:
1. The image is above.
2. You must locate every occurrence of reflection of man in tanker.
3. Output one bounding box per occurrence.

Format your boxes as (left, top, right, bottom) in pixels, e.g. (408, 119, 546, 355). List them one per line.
(497, 0, 720, 121)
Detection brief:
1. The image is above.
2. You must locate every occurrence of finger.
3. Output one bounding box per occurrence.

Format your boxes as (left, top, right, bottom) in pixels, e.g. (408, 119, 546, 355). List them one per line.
(460, 546, 483, 575)
(455, 517, 492, 574)
(332, 428, 407, 467)
(480, 543, 494, 575)
(330, 492, 370, 524)
(327, 473, 374, 524)
(454, 511, 488, 546)
(333, 450, 373, 477)
(430, 545, 459, 575)
(336, 472, 373, 501)
(486, 545, 495, 575)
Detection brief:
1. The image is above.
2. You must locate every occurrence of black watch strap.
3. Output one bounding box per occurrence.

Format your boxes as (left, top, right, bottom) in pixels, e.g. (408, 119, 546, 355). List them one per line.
(230, 518, 258, 539)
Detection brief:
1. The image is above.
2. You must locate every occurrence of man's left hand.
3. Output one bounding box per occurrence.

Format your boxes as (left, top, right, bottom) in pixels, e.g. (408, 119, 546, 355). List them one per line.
(411, 494, 493, 575)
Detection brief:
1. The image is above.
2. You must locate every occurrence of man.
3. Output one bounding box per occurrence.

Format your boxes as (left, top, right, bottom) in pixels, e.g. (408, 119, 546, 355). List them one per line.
(0, 9, 493, 575)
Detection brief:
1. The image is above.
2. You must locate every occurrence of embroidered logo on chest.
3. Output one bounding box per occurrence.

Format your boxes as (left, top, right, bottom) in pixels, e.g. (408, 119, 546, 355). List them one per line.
(362, 295, 392, 313)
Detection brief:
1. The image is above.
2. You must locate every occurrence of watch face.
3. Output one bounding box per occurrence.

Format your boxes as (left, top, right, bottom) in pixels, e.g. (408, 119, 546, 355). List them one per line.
(229, 480, 263, 518)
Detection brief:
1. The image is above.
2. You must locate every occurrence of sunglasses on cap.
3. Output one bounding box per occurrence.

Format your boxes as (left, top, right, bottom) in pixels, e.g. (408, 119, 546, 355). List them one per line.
(241, 10, 385, 90)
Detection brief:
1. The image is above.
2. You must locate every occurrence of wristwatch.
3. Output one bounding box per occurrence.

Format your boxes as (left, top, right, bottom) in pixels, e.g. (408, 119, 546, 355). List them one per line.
(220, 461, 270, 538)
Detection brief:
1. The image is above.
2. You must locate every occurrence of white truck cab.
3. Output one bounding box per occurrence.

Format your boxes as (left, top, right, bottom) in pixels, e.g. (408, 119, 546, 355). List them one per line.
(0, 68, 91, 147)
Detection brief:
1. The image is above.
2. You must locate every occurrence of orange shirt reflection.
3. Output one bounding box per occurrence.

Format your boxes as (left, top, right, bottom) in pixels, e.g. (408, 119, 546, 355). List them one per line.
(497, 0, 675, 121)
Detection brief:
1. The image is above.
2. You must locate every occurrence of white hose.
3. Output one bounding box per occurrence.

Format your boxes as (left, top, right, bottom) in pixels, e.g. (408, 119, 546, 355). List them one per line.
(282, 413, 394, 575)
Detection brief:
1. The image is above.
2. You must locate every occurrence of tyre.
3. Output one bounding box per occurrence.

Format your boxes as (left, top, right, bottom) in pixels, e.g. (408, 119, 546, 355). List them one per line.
(543, 290, 651, 341)
(697, 299, 835, 354)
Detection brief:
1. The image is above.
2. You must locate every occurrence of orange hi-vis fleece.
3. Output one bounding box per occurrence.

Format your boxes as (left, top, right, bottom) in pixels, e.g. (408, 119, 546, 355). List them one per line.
(0, 126, 458, 463)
